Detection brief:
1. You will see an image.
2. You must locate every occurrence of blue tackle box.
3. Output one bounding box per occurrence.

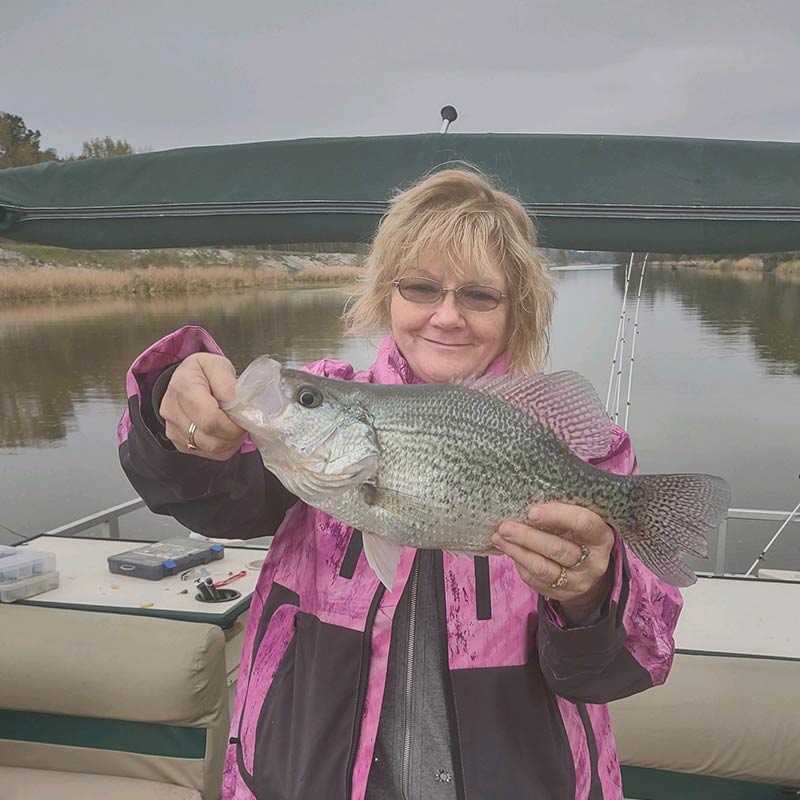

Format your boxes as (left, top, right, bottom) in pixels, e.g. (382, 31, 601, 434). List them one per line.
(107, 537, 224, 581)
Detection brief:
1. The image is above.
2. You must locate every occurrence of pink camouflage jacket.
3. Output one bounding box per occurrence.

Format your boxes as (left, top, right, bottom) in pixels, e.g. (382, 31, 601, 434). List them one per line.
(118, 325, 683, 800)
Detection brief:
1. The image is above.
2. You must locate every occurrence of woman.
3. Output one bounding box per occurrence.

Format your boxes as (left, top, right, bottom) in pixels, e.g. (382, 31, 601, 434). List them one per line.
(119, 168, 682, 800)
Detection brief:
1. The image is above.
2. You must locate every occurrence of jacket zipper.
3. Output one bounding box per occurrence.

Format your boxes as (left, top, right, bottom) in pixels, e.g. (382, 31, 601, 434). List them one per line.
(402, 553, 421, 800)
(434, 552, 466, 800)
(345, 581, 386, 797)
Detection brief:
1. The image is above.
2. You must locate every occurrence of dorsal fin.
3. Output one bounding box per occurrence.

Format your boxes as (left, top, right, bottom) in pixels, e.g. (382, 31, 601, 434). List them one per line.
(459, 371, 613, 459)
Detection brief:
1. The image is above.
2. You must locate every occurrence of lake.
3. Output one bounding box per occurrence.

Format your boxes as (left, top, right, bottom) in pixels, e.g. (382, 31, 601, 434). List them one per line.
(2, 265, 799, 573)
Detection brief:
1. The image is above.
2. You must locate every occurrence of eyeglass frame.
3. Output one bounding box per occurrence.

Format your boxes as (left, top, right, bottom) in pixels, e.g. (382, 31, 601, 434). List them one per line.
(391, 276, 509, 312)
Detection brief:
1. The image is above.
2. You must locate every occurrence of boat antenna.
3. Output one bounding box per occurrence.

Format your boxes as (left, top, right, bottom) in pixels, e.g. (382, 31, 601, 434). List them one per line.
(745, 476, 800, 576)
(623, 253, 649, 430)
(440, 105, 458, 134)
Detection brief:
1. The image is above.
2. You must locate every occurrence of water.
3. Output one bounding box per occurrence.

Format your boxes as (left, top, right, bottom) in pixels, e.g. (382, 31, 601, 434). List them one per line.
(2, 268, 799, 573)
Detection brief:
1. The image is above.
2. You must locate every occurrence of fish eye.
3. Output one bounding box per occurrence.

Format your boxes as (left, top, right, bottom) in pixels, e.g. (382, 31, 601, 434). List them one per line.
(296, 385, 323, 409)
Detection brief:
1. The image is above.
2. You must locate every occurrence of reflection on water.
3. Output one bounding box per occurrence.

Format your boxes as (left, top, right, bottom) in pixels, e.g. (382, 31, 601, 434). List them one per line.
(639, 268, 800, 376)
(0, 288, 367, 449)
(1, 273, 799, 571)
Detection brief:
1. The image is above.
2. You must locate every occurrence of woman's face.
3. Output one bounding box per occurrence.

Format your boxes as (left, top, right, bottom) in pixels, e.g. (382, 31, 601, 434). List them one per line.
(389, 255, 511, 383)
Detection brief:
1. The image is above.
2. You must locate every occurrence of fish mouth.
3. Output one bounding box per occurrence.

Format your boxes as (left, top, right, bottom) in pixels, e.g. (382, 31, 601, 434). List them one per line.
(221, 355, 286, 421)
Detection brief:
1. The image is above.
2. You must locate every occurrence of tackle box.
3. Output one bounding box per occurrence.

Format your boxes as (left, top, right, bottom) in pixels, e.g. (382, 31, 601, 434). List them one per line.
(0, 545, 56, 583)
(0, 546, 59, 602)
(0, 570, 60, 603)
(107, 536, 225, 581)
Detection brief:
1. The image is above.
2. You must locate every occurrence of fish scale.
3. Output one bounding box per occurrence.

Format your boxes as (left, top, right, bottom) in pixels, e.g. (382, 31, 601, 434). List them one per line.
(224, 356, 731, 588)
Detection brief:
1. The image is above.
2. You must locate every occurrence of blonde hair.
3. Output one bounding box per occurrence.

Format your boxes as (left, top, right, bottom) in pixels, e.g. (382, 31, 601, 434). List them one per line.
(345, 165, 555, 374)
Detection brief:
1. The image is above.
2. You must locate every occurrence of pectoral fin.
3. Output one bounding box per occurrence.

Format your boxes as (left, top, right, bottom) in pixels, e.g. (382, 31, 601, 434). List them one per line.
(360, 481, 436, 516)
(362, 531, 404, 590)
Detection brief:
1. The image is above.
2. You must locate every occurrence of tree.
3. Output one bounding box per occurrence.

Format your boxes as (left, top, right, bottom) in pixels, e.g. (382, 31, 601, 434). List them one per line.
(0, 112, 58, 169)
(80, 137, 143, 159)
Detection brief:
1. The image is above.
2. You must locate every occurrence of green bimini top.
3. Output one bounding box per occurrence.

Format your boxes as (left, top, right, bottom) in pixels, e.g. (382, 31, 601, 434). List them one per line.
(1, 133, 799, 253)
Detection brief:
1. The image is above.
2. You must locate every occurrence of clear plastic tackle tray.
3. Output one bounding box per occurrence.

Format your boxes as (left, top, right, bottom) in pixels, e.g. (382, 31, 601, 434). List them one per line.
(0, 569, 60, 602)
(0, 545, 57, 584)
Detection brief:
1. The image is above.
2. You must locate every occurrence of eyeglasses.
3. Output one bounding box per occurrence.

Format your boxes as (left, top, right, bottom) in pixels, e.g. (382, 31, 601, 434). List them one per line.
(392, 276, 508, 312)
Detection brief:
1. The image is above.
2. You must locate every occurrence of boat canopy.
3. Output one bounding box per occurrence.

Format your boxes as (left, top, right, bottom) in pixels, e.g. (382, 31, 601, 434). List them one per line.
(1, 133, 798, 253)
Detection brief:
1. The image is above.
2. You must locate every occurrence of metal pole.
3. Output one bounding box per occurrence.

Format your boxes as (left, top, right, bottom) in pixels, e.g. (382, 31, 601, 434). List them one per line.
(623, 253, 648, 430)
(606, 253, 635, 412)
(745, 495, 800, 576)
(714, 517, 728, 576)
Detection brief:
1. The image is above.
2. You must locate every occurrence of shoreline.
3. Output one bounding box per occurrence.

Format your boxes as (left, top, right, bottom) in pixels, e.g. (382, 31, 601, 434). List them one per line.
(3, 242, 800, 303)
(0, 242, 368, 302)
(0, 265, 366, 302)
(649, 255, 800, 278)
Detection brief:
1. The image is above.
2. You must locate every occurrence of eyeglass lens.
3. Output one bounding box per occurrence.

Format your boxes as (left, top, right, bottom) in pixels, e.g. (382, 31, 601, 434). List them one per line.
(396, 277, 503, 311)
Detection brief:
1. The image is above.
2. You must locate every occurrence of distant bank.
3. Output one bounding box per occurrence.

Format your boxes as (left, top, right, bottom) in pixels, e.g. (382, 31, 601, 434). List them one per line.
(649, 254, 800, 279)
(2, 241, 798, 302)
(0, 242, 367, 302)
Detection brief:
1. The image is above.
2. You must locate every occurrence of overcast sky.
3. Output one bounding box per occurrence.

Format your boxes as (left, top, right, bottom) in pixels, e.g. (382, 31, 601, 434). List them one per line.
(3, 1, 799, 157)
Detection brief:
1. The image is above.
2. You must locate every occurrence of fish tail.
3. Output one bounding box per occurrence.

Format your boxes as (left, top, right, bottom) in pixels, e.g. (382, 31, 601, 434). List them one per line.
(615, 473, 731, 587)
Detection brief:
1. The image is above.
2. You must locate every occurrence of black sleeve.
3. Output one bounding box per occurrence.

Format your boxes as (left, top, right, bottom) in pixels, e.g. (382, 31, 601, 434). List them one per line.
(119, 364, 297, 540)
(536, 546, 654, 704)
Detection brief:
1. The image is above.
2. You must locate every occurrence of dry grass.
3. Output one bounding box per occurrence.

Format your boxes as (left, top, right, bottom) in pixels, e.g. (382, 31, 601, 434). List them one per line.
(623, 253, 800, 285)
(694, 257, 765, 272)
(650, 256, 766, 271)
(0, 265, 364, 302)
(775, 259, 800, 277)
(292, 266, 364, 284)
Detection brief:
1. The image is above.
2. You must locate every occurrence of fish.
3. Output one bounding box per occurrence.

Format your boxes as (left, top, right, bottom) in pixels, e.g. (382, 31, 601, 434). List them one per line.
(222, 356, 731, 590)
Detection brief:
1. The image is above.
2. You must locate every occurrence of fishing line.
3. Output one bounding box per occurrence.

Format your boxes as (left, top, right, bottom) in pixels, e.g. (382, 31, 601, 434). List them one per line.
(606, 253, 635, 413)
(623, 253, 649, 430)
(0, 520, 28, 541)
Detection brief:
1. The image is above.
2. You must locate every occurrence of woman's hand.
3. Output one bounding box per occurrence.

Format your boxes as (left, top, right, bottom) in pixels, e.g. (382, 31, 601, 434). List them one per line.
(492, 503, 615, 625)
(160, 353, 247, 460)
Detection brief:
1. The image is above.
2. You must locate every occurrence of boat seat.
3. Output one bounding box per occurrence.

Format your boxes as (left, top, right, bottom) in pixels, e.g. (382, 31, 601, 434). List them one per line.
(0, 604, 230, 800)
(0, 766, 202, 800)
(611, 650, 800, 796)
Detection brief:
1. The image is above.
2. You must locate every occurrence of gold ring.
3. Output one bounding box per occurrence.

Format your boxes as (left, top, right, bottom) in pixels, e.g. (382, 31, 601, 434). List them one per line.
(550, 566, 568, 590)
(187, 422, 199, 451)
(567, 545, 591, 570)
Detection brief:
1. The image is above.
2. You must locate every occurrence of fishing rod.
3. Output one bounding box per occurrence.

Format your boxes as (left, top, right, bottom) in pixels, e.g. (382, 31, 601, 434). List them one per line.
(612, 254, 639, 422)
(623, 253, 649, 430)
(745, 477, 800, 576)
(605, 253, 635, 413)
(612, 321, 626, 424)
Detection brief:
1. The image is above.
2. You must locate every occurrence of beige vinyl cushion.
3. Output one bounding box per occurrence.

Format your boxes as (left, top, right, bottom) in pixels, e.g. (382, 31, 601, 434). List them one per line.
(0, 605, 230, 799)
(0, 766, 203, 800)
(611, 651, 800, 786)
(0, 605, 226, 725)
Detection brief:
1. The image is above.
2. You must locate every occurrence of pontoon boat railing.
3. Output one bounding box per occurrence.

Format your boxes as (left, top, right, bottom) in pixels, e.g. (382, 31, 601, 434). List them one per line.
(42, 498, 146, 539)
(38, 500, 800, 577)
(713, 508, 800, 576)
